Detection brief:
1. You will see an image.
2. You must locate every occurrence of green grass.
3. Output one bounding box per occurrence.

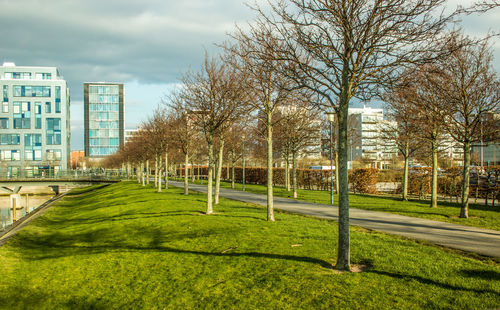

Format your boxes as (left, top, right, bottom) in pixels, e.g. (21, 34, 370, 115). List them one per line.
(191, 179, 500, 231)
(0, 181, 499, 309)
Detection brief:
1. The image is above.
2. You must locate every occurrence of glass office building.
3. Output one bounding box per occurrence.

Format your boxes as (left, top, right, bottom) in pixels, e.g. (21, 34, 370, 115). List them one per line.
(84, 83, 124, 158)
(0, 62, 70, 177)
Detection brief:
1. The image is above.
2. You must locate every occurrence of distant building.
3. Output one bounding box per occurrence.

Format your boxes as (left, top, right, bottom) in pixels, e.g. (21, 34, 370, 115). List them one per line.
(70, 150, 85, 169)
(0, 62, 70, 176)
(125, 128, 139, 144)
(348, 106, 397, 169)
(84, 82, 124, 158)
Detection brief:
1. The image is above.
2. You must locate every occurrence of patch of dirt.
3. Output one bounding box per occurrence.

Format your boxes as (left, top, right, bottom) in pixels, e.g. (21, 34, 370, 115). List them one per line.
(331, 264, 369, 274)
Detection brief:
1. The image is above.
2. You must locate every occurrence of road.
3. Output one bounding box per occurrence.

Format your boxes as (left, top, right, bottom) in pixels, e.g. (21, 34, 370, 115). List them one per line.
(169, 181, 500, 258)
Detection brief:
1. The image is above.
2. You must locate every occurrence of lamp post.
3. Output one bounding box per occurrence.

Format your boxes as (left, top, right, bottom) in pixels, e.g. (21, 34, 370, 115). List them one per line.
(242, 133, 246, 191)
(327, 112, 335, 205)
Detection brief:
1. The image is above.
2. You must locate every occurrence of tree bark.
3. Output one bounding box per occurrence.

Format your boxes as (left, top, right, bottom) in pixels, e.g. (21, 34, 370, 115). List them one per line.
(403, 141, 409, 201)
(292, 150, 297, 199)
(335, 151, 339, 194)
(215, 138, 225, 204)
(141, 162, 145, 186)
(285, 153, 290, 191)
(184, 152, 189, 195)
(154, 156, 158, 188)
(335, 74, 351, 271)
(164, 152, 169, 190)
(136, 163, 140, 183)
(206, 136, 214, 214)
(431, 137, 438, 208)
(146, 160, 150, 185)
(157, 156, 162, 192)
(266, 111, 275, 222)
(231, 150, 235, 189)
(460, 141, 471, 218)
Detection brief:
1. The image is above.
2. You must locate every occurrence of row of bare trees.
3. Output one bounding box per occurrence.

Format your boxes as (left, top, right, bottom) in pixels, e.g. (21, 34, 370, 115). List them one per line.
(103, 1, 498, 271)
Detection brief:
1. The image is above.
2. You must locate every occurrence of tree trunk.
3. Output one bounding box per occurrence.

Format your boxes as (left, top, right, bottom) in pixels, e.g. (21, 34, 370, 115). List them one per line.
(164, 152, 169, 190)
(231, 150, 235, 189)
(206, 136, 214, 214)
(285, 153, 290, 191)
(403, 141, 409, 201)
(146, 160, 150, 185)
(136, 163, 140, 183)
(460, 141, 471, 218)
(141, 162, 145, 186)
(431, 138, 438, 208)
(292, 150, 297, 199)
(184, 152, 189, 195)
(158, 156, 162, 192)
(215, 138, 225, 204)
(266, 111, 275, 222)
(335, 151, 339, 194)
(335, 75, 350, 271)
(191, 160, 195, 182)
(154, 156, 158, 188)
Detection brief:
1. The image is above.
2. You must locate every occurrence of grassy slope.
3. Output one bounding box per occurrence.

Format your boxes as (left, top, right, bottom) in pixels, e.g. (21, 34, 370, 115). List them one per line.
(202, 180, 500, 231)
(0, 181, 498, 309)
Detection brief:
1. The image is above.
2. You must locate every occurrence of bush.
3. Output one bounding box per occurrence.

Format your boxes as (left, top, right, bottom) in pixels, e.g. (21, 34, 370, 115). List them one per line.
(349, 168, 379, 194)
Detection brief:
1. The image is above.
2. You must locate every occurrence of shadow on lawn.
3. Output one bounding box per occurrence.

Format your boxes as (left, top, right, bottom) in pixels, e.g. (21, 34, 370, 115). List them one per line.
(12, 226, 333, 269)
(369, 270, 500, 296)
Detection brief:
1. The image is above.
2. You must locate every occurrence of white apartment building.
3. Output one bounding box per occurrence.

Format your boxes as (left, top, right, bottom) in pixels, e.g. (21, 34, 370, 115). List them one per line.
(348, 106, 397, 169)
(0, 62, 70, 177)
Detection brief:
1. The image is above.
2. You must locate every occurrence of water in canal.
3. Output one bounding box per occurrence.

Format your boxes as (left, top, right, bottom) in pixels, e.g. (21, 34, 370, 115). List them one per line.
(0, 194, 54, 231)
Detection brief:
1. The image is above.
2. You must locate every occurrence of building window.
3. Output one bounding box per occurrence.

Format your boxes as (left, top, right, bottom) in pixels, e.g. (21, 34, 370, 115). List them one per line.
(35, 106, 42, 129)
(1, 102, 8, 113)
(46, 149, 62, 161)
(24, 134, 42, 161)
(2, 85, 7, 102)
(13, 86, 51, 97)
(0, 134, 20, 145)
(46, 118, 61, 145)
(9, 72, 32, 80)
(0, 118, 8, 129)
(13, 102, 31, 129)
(0, 150, 20, 161)
(35, 73, 52, 80)
(45, 102, 51, 113)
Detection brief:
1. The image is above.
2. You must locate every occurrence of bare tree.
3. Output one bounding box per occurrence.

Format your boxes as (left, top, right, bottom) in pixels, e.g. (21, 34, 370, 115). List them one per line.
(384, 77, 423, 201)
(431, 34, 500, 218)
(257, 0, 457, 270)
(181, 55, 248, 214)
(224, 23, 295, 222)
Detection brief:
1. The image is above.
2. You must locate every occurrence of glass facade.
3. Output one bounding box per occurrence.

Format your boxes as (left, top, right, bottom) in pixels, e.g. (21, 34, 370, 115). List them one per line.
(0, 64, 70, 175)
(86, 84, 122, 157)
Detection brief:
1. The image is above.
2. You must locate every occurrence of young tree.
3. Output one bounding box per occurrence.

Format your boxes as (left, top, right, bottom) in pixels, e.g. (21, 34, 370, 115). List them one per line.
(432, 35, 500, 218)
(225, 23, 295, 222)
(385, 78, 423, 201)
(258, 0, 456, 270)
(181, 55, 248, 214)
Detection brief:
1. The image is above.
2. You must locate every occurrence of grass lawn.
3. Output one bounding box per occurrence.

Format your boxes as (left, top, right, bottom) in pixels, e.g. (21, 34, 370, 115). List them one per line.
(0, 181, 499, 309)
(187, 179, 500, 231)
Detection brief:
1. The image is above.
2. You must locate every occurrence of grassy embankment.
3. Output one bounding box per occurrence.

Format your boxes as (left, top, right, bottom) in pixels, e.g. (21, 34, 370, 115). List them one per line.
(179, 178, 500, 230)
(0, 181, 498, 309)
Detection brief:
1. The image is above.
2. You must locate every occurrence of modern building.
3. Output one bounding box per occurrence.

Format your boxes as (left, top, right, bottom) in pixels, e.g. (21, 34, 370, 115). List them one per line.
(0, 62, 70, 177)
(348, 106, 397, 169)
(125, 128, 139, 144)
(70, 150, 85, 169)
(84, 82, 124, 158)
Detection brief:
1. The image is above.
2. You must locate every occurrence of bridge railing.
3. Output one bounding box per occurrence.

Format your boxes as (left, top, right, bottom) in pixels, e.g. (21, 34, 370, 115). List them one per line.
(0, 169, 126, 181)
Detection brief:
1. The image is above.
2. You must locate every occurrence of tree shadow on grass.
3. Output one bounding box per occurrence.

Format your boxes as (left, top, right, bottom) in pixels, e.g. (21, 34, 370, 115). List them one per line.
(460, 269, 500, 281)
(368, 270, 500, 296)
(11, 226, 332, 269)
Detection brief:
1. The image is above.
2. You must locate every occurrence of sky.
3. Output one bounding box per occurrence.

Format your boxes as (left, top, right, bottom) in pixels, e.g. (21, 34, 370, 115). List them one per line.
(0, 0, 498, 150)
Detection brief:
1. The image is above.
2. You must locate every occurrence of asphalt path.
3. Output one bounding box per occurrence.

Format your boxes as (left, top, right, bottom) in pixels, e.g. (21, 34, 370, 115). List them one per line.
(169, 181, 500, 258)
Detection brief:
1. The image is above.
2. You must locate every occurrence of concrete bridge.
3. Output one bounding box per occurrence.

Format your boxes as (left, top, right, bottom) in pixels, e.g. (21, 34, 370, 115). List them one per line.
(0, 177, 121, 223)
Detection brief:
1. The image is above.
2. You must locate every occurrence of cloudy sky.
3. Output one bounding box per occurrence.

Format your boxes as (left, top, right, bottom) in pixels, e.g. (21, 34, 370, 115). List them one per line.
(0, 0, 498, 150)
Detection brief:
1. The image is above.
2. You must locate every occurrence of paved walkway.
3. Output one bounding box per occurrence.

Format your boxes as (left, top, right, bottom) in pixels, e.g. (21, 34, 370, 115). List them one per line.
(169, 181, 500, 258)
